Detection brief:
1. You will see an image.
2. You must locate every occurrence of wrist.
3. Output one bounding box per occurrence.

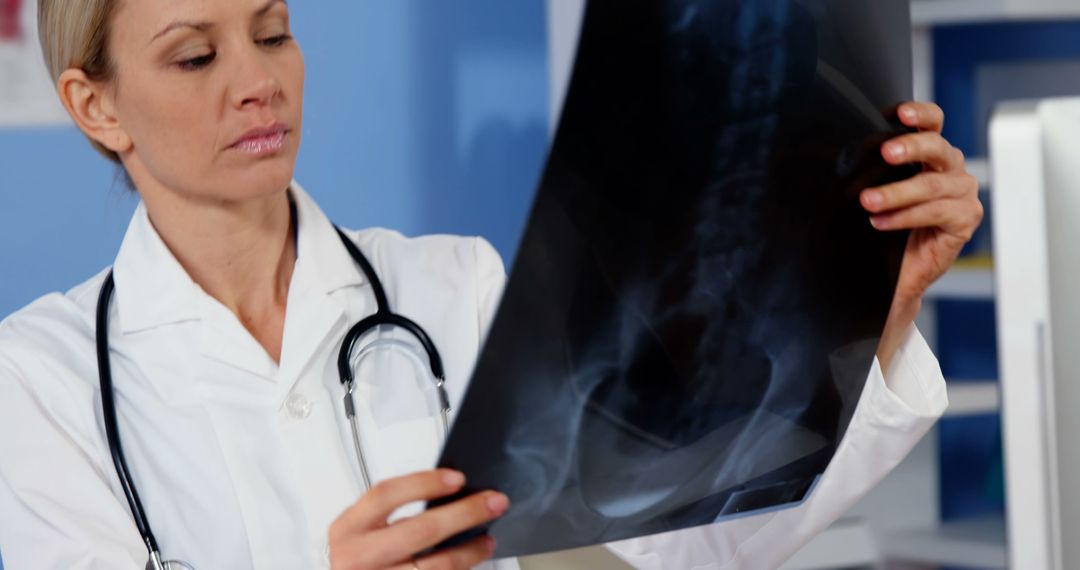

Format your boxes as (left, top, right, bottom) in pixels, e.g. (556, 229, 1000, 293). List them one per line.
(877, 297, 922, 373)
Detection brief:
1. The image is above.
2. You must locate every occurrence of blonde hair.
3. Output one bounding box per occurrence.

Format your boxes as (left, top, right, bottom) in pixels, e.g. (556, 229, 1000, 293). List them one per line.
(38, 0, 121, 163)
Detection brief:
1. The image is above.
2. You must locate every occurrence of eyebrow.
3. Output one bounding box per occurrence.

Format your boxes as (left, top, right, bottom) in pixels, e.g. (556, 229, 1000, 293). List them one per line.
(148, 0, 288, 46)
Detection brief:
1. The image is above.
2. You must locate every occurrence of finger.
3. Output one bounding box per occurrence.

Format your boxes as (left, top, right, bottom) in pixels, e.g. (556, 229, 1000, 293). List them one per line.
(870, 197, 984, 239)
(881, 131, 964, 172)
(407, 536, 498, 570)
(861, 171, 978, 214)
(898, 101, 945, 133)
(375, 491, 509, 562)
(330, 534, 494, 570)
(331, 469, 467, 538)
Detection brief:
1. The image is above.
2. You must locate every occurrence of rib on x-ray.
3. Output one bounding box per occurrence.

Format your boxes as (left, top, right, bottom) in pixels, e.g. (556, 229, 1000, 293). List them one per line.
(434, 0, 917, 557)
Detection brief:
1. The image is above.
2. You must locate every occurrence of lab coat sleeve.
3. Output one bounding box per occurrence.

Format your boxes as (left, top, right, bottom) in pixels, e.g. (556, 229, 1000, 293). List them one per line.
(473, 236, 508, 344)
(0, 350, 145, 568)
(602, 324, 948, 570)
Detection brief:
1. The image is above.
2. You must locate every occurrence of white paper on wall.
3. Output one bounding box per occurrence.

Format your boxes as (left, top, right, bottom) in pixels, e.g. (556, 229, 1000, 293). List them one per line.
(0, 0, 69, 127)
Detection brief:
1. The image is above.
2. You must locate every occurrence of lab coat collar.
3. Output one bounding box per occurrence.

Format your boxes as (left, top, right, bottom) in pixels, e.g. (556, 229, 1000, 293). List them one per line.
(111, 203, 202, 334)
(111, 181, 365, 334)
(290, 182, 368, 295)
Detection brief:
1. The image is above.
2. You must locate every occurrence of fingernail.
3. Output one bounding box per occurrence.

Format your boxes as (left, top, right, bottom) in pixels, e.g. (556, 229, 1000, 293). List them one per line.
(486, 493, 510, 514)
(870, 216, 888, 230)
(443, 470, 465, 488)
(484, 536, 497, 553)
(885, 143, 907, 160)
(862, 190, 884, 209)
(900, 106, 918, 122)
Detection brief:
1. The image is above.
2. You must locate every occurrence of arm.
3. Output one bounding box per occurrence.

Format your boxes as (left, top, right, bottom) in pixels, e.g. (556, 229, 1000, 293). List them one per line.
(606, 102, 981, 569)
(0, 356, 145, 569)
(603, 325, 946, 569)
(872, 102, 983, 373)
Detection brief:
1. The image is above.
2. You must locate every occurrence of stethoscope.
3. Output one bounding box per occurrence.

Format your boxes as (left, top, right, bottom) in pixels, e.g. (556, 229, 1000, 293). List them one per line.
(95, 227, 451, 570)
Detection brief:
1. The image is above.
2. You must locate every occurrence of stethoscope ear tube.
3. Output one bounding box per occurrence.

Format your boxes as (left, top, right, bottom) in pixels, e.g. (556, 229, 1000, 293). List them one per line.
(336, 313, 448, 385)
(332, 228, 449, 403)
(96, 272, 164, 562)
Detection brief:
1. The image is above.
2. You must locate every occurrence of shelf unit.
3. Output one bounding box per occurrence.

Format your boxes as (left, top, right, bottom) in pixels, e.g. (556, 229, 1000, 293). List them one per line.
(924, 268, 1000, 417)
(882, 515, 1008, 569)
(969, 157, 991, 188)
(925, 267, 995, 301)
(779, 519, 881, 570)
(945, 380, 1001, 417)
(784, 515, 1008, 569)
(912, 0, 1080, 26)
(876, 5, 1024, 566)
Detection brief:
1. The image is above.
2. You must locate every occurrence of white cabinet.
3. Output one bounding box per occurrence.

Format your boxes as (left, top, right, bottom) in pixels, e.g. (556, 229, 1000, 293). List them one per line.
(989, 98, 1080, 570)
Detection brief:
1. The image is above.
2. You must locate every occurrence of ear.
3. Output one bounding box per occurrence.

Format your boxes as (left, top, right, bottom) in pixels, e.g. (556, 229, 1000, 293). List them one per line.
(57, 68, 133, 154)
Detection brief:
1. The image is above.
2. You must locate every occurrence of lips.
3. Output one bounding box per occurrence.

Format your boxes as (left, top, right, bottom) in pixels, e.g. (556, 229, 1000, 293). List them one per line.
(229, 124, 288, 155)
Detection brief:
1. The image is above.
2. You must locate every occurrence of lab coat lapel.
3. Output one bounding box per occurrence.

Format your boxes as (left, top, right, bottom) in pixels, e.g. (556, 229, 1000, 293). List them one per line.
(275, 274, 347, 393)
(114, 201, 282, 382)
(197, 298, 280, 382)
(273, 183, 368, 393)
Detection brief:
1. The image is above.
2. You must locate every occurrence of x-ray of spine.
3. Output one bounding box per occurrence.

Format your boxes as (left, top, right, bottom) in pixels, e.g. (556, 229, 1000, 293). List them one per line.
(434, 0, 918, 557)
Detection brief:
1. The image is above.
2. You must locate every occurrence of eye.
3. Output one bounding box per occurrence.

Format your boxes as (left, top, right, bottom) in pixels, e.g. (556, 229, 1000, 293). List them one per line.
(257, 34, 292, 48)
(176, 52, 216, 71)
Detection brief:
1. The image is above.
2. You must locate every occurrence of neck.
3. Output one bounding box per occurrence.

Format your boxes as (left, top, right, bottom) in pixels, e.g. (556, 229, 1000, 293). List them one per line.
(140, 184, 296, 362)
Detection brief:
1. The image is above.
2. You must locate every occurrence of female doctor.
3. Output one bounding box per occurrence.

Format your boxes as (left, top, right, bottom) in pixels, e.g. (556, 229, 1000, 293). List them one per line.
(0, 0, 982, 569)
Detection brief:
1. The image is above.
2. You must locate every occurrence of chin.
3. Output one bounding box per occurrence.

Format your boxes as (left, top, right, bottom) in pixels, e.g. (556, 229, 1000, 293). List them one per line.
(221, 157, 298, 201)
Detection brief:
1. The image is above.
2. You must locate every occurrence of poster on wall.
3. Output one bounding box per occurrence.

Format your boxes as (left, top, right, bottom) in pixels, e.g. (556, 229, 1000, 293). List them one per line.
(0, 0, 70, 127)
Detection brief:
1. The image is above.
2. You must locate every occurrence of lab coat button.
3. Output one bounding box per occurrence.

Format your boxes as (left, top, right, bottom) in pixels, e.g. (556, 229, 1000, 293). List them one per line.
(285, 393, 313, 419)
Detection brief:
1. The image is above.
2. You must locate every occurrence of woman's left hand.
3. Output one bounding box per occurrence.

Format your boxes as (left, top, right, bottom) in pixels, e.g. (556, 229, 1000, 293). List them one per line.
(862, 101, 984, 371)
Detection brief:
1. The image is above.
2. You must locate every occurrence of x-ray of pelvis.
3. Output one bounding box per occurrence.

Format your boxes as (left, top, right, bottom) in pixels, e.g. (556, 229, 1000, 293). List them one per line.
(433, 0, 918, 557)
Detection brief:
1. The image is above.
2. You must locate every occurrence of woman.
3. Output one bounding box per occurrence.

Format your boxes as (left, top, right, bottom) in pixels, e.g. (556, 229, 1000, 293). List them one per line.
(0, 0, 982, 569)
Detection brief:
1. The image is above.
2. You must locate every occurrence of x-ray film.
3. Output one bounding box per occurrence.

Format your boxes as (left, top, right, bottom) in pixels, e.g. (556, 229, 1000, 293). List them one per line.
(435, 0, 917, 557)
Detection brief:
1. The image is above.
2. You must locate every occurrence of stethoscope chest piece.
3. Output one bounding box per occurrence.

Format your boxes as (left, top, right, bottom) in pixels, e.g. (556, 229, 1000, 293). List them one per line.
(146, 553, 195, 570)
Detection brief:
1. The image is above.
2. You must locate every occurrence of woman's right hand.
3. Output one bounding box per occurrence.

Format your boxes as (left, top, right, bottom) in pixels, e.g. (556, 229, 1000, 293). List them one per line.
(328, 469, 509, 570)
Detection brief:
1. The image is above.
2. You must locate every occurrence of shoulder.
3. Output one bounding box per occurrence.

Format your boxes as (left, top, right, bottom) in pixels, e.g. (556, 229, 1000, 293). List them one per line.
(0, 271, 108, 478)
(341, 227, 506, 284)
(346, 227, 504, 270)
(336, 227, 507, 336)
(0, 268, 109, 384)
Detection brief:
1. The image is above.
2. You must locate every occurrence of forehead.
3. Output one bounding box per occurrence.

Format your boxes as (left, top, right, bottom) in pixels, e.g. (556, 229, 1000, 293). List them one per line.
(111, 0, 287, 42)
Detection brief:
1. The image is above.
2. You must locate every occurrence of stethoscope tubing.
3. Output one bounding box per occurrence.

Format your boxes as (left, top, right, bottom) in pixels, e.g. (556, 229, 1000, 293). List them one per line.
(96, 225, 451, 570)
(96, 271, 161, 558)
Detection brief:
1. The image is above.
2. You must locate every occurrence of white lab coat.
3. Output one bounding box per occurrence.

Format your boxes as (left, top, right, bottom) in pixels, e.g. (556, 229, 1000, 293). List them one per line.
(0, 183, 947, 569)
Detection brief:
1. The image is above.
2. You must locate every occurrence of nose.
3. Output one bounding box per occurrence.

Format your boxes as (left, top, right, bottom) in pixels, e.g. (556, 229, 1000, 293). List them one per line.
(229, 45, 281, 109)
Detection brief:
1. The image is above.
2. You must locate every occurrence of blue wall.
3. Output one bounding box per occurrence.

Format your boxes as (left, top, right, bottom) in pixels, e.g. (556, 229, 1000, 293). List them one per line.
(2, 4, 547, 565)
(0, 1, 549, 319)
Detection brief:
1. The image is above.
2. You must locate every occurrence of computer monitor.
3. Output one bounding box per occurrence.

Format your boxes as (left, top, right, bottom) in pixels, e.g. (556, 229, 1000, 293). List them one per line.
(991, 96, 1080, 570)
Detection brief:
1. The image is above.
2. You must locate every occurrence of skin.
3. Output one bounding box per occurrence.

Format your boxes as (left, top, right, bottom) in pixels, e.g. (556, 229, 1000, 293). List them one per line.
(866, 102, 983, 374)
(54, 0, 980, 568)
(59, 0, 305, 361)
